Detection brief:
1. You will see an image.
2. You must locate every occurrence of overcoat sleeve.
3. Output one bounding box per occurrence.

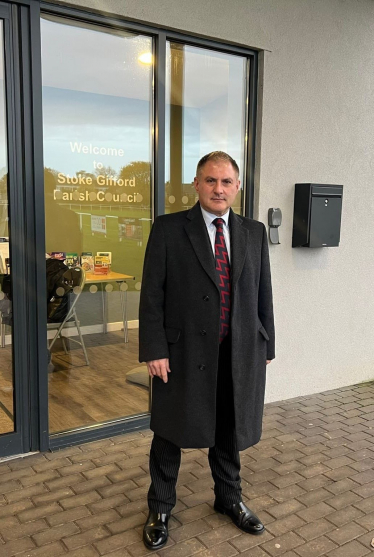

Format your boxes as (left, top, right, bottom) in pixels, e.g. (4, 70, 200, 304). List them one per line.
(138, 217, 169, 363)
(258, 223, 276, 360)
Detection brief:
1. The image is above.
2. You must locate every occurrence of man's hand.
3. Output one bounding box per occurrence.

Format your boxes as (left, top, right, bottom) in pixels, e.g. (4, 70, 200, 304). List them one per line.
(266, 360, 272, 365)
(147, 358, 171, 383)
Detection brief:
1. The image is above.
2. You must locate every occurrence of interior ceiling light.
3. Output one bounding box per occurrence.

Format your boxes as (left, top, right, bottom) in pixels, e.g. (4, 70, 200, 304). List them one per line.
(138, 52, 153, 65)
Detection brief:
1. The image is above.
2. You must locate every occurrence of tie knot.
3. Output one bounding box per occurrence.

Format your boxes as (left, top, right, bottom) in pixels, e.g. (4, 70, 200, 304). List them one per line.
(213, 218, 224, 229)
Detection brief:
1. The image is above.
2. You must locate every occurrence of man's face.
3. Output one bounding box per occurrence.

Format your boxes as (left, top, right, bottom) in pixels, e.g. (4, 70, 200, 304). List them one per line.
(193, 160, 240, 216)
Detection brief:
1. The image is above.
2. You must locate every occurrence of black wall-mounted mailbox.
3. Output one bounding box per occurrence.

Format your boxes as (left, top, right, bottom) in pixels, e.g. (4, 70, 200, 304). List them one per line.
(292, 183, 343, 247)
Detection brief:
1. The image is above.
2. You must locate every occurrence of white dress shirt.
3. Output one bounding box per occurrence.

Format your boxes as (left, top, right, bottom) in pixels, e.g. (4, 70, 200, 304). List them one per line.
(200, 206, 231, 263)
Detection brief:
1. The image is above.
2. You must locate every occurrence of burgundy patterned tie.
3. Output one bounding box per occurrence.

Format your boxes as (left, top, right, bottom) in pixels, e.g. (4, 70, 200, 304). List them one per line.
(213, 218, 231, 343)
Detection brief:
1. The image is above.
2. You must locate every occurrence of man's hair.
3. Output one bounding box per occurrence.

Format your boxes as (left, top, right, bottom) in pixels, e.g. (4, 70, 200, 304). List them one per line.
(196, 151, 240, 177)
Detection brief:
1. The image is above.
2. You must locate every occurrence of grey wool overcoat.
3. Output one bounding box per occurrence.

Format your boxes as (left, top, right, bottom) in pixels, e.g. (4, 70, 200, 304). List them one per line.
(139, 202, 275, 451)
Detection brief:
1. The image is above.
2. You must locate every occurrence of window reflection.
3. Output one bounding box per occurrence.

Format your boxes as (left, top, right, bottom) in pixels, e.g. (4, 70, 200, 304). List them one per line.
(165, 42, 247, 214)
(0, 21, 14, 435)
(41, 16, 153, 434)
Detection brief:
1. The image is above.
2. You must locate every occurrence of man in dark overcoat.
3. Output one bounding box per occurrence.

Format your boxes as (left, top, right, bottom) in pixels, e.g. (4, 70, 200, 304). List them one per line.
(139, 151, 275, 551)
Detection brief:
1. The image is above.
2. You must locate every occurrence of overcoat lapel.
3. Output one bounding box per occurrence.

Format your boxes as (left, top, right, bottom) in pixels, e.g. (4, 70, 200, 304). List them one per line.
(184, 203, 219, 291)
(230, 209, 249, 289)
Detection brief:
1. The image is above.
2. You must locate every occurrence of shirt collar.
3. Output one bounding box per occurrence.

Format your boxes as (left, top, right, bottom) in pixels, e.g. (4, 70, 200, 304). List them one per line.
(200, 205, 230, 228)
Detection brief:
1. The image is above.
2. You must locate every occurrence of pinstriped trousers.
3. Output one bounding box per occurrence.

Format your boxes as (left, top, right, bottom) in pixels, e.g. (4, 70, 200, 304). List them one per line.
(148, 335, 242, 514)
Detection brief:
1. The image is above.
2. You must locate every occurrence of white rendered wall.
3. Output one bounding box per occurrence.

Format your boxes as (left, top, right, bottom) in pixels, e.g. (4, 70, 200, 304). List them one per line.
(57, 0, 374, 402)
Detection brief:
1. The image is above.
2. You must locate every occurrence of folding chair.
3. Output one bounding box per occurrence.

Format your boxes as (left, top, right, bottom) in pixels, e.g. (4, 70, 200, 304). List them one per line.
(0, 274, 12, 348)
(0, 309, 11, 348)
(47, 266, 89, 365)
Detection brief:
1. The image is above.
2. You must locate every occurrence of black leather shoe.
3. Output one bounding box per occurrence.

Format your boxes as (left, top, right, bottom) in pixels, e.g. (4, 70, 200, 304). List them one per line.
(143, 510, 170, 550)
(214, 500, 265, 535)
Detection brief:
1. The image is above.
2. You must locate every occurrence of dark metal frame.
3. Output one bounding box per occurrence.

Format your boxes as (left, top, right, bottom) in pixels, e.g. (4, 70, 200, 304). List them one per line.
(0, 0, 258, 455)
(0, 0, 46, 456)
(0, 1, 23, 457)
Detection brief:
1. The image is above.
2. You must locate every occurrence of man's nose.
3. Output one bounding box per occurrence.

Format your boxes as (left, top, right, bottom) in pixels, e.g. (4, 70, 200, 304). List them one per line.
(213, 181, 224, 193)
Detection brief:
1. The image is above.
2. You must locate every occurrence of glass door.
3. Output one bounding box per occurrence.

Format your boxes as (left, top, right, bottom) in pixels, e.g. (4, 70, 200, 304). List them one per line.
(41, 15, 153, 436)
(0, 15, 13, 439)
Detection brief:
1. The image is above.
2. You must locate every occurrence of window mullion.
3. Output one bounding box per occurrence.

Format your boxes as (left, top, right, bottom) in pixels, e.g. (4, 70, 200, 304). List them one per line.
(154, 31, 166, 219)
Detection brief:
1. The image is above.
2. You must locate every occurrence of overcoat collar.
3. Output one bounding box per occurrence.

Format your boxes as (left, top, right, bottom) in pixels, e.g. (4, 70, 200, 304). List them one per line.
(184, 202, 248, 291)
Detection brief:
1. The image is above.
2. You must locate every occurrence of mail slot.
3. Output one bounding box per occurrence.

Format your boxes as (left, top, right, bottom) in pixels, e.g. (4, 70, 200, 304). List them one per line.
(292, 183, 343, 248)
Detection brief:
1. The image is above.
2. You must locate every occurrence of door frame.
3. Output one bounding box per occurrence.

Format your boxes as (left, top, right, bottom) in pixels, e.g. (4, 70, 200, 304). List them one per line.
(40, 1, 259, 452)
(0, 0, 259, 455)
(0, 0, 45, 457)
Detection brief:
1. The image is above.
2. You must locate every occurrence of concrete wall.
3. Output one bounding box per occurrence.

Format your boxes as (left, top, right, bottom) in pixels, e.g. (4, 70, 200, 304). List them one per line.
(57, 0, 374, 402)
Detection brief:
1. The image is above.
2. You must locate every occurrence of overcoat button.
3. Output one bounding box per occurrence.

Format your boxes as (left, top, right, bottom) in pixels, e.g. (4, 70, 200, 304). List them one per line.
(203, 295, 209, 301)
(200, 330, 207, 336)
(199, 364, 206, 371)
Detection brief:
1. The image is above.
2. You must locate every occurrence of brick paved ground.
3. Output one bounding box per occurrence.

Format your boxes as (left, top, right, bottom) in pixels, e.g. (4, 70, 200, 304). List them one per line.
(0, 381, 374, 557)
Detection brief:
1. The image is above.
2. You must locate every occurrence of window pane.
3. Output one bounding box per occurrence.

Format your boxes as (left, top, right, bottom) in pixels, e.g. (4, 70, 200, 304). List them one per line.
(0, 21, 14, 434)
(41, 16, 153, 434)
(165, 42, 247, 214)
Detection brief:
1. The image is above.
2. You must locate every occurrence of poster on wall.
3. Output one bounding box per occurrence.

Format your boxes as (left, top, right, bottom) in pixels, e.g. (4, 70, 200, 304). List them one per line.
(118, 218, 143, 242)
(91, 215, 107, 234)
